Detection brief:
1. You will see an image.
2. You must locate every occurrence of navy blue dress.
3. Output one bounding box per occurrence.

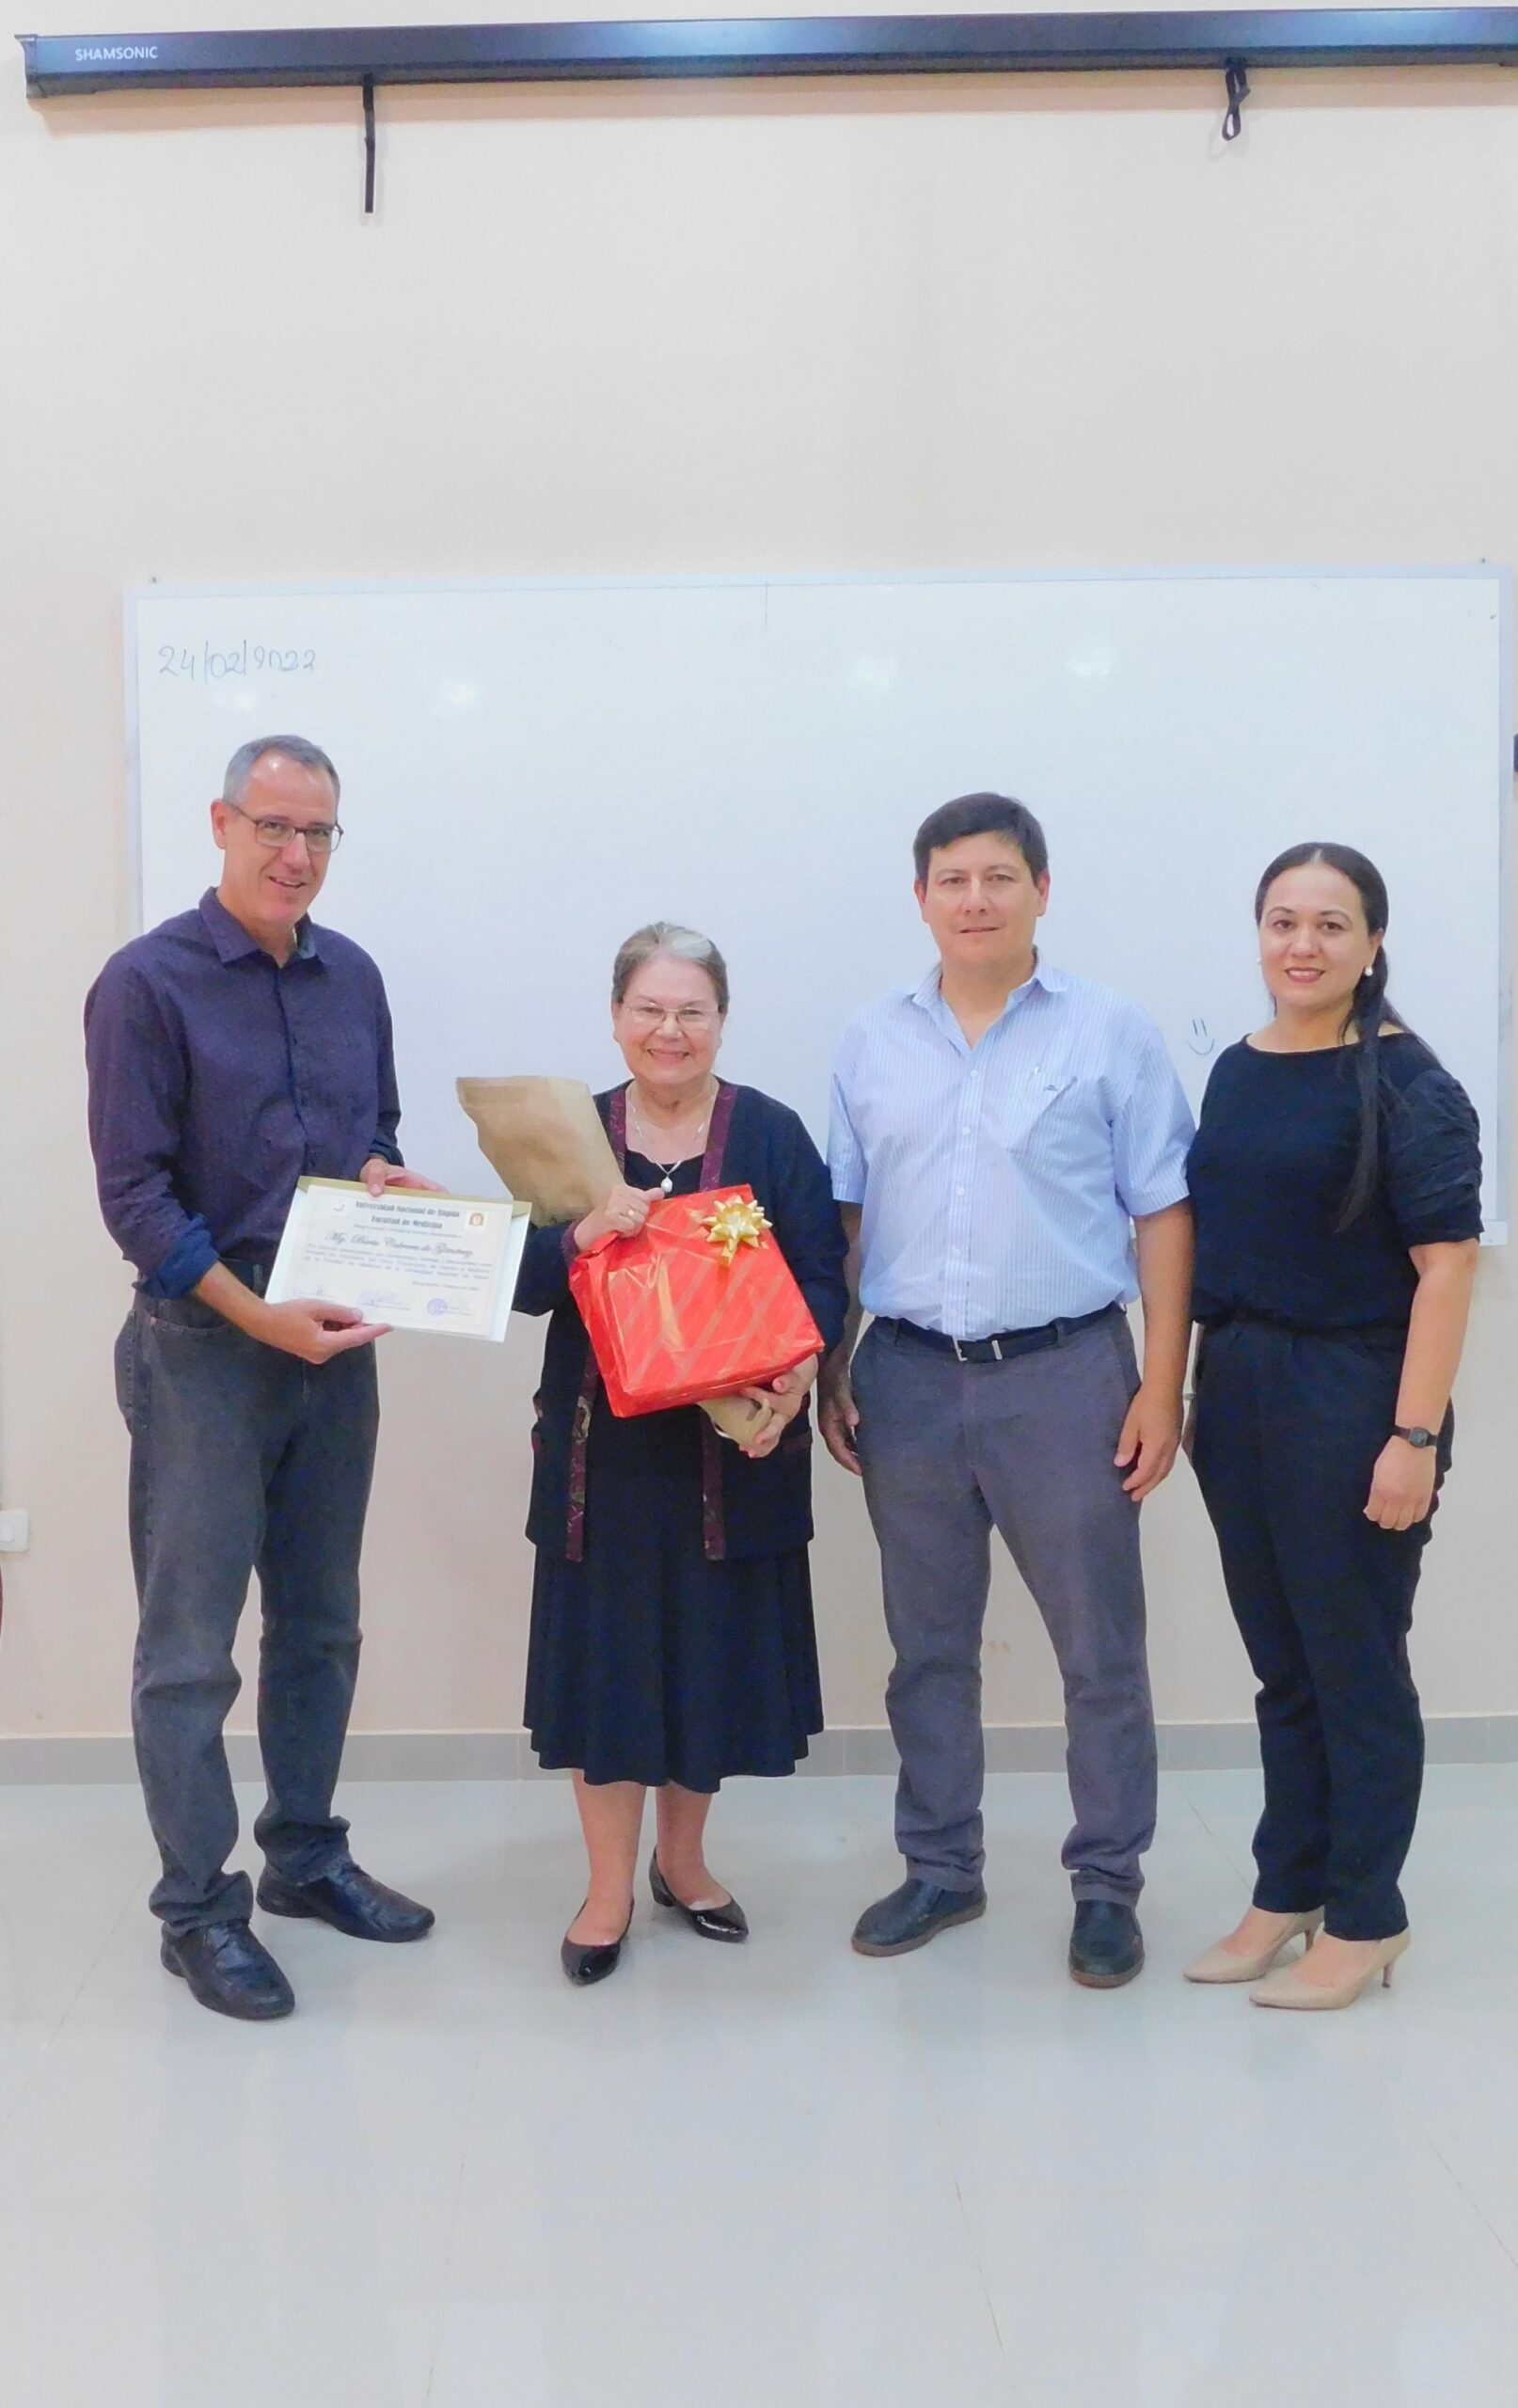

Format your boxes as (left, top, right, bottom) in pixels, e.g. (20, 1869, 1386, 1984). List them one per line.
(514, 1082, 848, 1791)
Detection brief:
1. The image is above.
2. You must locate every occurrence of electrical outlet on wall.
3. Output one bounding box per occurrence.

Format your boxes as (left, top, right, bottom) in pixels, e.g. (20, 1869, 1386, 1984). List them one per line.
(0, 1510, 30, 1553)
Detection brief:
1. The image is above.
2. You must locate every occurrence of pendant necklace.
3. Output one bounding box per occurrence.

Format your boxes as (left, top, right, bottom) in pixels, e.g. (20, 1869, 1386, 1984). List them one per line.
(629, 1083, 715, 1196)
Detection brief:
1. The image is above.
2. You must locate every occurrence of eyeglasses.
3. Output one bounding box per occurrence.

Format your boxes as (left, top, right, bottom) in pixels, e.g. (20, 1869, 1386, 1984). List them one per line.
(623, 1003, 719, 1033)
(224, 800, 344, 854)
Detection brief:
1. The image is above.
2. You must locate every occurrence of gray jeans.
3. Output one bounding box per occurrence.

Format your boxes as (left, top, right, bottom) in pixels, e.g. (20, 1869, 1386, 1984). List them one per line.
(852, 1311, 1157, 1903)
(115, 1291, 379, 1932)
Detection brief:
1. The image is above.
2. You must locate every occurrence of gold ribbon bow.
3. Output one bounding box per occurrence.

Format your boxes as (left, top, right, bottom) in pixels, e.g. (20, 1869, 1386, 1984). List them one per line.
(700, 1195, 772, 1265)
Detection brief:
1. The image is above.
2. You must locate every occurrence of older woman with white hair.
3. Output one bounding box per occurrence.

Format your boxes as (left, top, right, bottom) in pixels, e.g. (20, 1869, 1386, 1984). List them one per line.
(514, 923, 849, 1986)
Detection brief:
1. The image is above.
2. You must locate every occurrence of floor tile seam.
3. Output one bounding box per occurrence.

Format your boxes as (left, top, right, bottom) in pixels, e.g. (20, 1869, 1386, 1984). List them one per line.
(892, 1972, 1023, 2405)
(941, 2153, 1024, 2406)
(1169, 1772, 1258, 1889)
(1375, 2075, 1518, 2281)
(422, 2038, 486, 2407)
(0, 1863, 151, 2151)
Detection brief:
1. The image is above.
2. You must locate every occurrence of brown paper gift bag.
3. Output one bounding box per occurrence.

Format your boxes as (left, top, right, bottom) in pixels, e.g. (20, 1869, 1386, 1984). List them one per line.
(456, 1076, 621, 1228)
(455, 1074, 775, 1448)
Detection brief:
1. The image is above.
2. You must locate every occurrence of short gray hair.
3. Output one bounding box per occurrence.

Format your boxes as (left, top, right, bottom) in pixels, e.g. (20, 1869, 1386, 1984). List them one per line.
(611, 921, 730, 1015)
(223, 734, 340, 809)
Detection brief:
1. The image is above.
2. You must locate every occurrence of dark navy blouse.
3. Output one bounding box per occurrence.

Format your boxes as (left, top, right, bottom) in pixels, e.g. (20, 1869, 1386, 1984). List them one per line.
(84, 889, 403, 1295)
(1188, 1036, 1482, 1334)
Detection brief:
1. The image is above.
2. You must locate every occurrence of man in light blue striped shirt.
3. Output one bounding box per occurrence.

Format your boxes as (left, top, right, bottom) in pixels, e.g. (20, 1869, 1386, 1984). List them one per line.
(822, 793, 1194, 1988)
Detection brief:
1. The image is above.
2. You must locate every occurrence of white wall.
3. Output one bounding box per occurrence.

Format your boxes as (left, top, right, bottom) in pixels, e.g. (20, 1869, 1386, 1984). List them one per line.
(2, 2, 1515, 1741)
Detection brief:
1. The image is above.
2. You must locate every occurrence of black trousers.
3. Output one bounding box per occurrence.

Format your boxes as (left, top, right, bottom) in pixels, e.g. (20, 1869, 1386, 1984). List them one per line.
(1192, 1319, 1448, 1941)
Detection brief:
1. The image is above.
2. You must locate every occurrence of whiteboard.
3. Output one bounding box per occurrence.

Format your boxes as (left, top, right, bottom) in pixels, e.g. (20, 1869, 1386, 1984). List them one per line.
(130, 570, 1511, 1240)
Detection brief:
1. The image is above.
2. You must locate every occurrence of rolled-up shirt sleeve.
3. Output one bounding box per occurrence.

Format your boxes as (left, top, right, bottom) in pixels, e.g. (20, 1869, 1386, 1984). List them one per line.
(1111, 1020, 1195, 1220)
(84, 959, 217, 1291)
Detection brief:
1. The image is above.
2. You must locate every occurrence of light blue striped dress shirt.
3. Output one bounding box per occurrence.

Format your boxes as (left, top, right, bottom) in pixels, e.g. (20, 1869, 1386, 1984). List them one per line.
(829, 961, 1194, 1339)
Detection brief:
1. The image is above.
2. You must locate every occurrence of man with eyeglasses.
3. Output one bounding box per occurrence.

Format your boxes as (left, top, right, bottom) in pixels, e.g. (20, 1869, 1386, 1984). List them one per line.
(85, 735, 438, 2020)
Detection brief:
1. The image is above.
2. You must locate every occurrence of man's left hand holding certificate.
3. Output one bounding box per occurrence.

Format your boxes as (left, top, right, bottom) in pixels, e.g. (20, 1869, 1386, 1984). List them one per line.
(269, 1176, 531, 1341)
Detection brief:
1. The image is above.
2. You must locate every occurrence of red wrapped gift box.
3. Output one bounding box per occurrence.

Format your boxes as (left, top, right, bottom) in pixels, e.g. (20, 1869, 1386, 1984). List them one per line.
(569, 1185, 825, 1418)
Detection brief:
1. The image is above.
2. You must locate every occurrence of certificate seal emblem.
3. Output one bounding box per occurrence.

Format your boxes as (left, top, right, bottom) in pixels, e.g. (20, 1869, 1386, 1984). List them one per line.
(427, 1296, 450, 1318)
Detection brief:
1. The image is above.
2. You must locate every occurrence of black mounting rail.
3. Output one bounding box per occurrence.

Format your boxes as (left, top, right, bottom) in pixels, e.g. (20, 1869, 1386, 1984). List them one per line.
(20, 12, 1518, 101)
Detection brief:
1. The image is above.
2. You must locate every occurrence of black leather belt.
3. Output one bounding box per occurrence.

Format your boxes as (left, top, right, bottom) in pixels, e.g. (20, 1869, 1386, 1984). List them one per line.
(879, 1302, 1121, 1366)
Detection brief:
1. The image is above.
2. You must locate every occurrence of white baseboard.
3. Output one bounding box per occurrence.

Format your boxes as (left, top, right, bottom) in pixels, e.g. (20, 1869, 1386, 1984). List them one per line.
(0, 1717, 1510, 1782)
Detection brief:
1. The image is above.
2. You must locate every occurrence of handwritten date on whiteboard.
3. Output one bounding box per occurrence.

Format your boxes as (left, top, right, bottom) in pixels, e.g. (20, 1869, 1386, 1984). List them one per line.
(157, 642, 316, 682)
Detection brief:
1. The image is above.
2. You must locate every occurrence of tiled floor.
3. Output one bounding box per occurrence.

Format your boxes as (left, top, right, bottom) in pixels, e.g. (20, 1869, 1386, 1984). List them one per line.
(2, 1767, 1517, 2407)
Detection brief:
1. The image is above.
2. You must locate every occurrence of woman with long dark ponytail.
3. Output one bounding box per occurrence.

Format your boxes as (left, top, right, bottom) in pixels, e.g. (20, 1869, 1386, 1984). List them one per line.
(1182, 844, 1481, 2009)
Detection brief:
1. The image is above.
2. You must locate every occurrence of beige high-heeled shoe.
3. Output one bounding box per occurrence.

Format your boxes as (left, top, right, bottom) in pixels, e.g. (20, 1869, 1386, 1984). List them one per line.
(1183, 1909, 1324, 1985)
(1250, 1926, 1410, 2011)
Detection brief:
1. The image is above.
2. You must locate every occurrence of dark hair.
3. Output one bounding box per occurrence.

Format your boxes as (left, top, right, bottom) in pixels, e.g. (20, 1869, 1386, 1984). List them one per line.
(912, 792, 1049, 886)
(1254, 841, 1425, 1231)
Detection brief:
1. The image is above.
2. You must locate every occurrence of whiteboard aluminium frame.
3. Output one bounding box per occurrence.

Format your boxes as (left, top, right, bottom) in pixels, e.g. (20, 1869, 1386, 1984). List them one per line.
(123, 562, 1514, 1237)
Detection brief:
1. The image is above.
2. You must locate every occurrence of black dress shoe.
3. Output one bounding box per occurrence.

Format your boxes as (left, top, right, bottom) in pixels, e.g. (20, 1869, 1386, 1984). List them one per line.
(561, 1905, 633, 1987)
(257, 1860, 435, 1943)
(1068, 1898, 1145, 1988)
(649, 1852, 749, 1941)
(851, 1877, 988, 1957)
(161, 1920, 295, 2021)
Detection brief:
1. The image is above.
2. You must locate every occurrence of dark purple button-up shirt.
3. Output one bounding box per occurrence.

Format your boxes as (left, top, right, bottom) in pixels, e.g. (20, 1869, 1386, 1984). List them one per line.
(85, 889, 403, 1297)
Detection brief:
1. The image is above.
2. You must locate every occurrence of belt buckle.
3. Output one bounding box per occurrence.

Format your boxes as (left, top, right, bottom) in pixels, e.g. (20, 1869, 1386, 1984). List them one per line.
(953, 1335, 1004, 1364)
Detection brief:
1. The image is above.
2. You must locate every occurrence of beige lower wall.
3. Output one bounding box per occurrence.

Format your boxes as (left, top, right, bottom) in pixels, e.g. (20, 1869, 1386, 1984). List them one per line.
(2, 7, 1515, 1737)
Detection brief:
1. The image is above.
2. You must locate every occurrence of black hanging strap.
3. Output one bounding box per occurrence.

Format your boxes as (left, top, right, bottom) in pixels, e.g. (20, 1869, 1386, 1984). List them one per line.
(362, 73, 376, 213)
(1222, 56, 1250, 141)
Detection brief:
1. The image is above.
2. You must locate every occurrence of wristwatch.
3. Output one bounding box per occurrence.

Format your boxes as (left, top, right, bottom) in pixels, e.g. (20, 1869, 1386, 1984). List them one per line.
(1392, 1424, 1437, 1450)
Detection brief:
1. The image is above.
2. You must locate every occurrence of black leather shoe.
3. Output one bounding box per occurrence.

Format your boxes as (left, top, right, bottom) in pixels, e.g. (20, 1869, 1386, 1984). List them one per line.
(161, 1920, 295, 2021)
(561, 1905, 633, 1987)
(851, 1877, 988, 1957)
(1068, 1898, 1145, 1988)
(257, 1860, 435, 1943)
(649, 1852, 749, 1941)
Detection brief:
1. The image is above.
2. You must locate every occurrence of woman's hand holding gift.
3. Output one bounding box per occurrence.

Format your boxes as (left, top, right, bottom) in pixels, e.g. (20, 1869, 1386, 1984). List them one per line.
(738, 1354, 820, 1460)
(573, 1183, 653, 1252)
